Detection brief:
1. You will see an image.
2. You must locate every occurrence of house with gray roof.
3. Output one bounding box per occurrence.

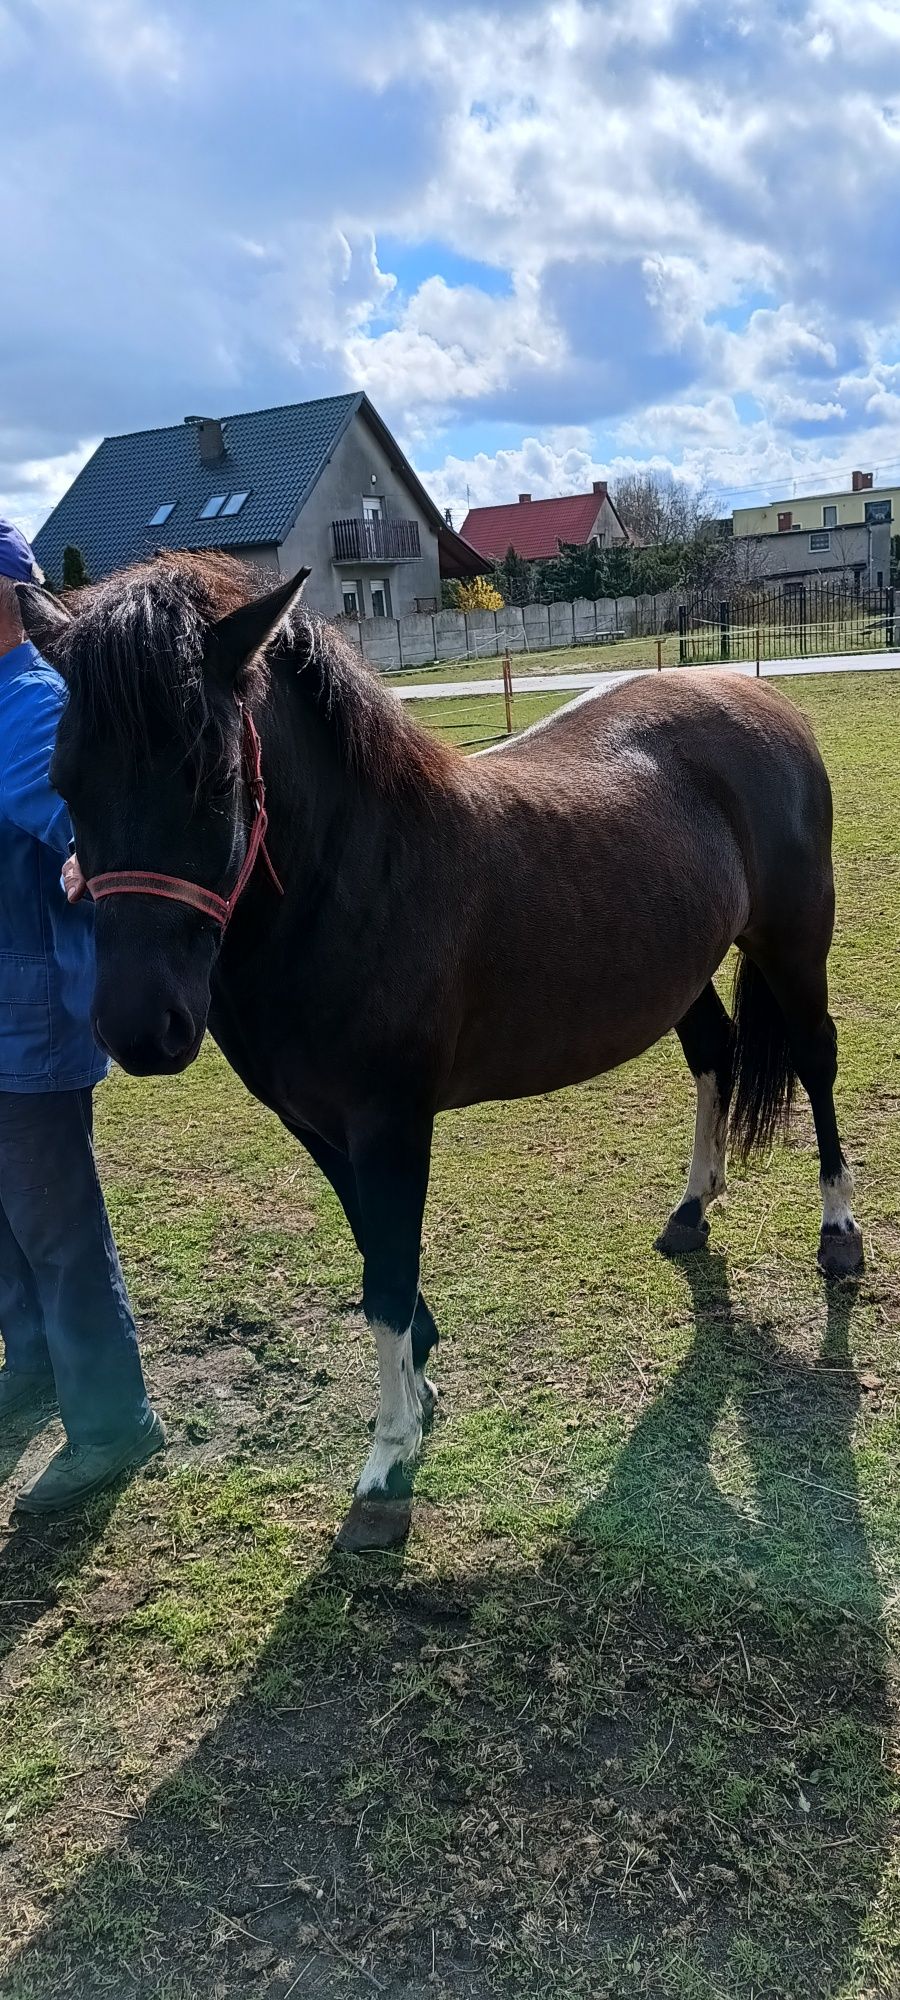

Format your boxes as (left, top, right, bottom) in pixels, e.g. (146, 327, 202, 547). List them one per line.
(33, 392, 482, 622)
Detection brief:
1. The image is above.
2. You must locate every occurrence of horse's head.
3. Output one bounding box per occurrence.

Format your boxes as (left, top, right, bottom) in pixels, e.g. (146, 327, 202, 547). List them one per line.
(18, 553, 307, 1076)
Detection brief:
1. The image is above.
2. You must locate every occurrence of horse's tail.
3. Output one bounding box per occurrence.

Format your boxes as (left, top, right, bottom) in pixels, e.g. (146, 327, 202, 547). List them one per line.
(729, 954, 797, 1159)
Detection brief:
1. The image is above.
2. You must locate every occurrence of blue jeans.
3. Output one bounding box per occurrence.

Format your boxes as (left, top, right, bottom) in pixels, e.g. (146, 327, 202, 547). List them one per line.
(0, 1090, 150, 1447)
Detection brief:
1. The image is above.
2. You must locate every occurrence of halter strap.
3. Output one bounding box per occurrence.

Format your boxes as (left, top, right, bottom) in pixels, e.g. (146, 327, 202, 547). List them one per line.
(87, 708, 283, 930)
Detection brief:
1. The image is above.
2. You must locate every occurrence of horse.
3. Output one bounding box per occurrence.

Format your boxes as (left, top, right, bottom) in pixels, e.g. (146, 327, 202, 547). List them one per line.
(18, 553, 863, 1551)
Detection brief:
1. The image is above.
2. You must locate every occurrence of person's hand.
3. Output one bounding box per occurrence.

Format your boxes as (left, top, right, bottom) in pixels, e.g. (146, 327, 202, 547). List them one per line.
(63, 853, 88, 903)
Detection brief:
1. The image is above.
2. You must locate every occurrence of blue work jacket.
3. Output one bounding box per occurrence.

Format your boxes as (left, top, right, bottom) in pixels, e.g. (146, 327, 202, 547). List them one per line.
(0, 641, 107, 1092)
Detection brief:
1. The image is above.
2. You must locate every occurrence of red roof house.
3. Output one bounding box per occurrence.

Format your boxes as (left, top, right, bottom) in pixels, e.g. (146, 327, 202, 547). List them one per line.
(460, 481, 628, 562)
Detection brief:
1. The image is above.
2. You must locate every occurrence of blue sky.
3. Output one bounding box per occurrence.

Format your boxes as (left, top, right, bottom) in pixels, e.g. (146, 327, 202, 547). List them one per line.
(2, 0, 900, 534)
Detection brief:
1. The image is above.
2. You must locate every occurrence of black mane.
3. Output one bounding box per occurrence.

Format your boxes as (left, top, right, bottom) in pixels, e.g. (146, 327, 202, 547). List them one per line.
(58, 550, 452, 797)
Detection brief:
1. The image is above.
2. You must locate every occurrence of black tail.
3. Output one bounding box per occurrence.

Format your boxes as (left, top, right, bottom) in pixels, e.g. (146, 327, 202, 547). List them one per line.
(729, 955, 797, 1159)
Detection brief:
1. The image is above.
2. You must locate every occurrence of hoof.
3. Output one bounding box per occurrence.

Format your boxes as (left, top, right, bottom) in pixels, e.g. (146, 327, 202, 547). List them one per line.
(817, 1224, 864, 1280)
(655, 1214, 710, 1257)
(335, 1494, 412, 1554)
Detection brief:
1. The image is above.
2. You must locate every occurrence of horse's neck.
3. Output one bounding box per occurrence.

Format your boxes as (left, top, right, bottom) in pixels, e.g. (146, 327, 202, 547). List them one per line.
(255, 666, 391, 906)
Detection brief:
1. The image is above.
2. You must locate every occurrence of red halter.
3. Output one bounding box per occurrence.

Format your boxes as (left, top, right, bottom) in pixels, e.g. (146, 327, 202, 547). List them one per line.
(87, 706, 283, 930)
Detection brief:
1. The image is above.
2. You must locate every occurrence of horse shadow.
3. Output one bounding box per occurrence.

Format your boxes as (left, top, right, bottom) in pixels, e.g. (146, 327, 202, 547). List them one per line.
(4, 1258, 891, 2000)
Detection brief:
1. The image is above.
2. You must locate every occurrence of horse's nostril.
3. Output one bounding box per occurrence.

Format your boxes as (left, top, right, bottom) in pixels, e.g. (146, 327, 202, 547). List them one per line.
(160, 1008, 195, 1057)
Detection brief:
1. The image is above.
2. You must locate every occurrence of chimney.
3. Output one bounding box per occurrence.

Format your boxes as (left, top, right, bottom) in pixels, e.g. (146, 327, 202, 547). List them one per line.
(518, 492, 531, 503)
(592, 480, 606, 496)
(852, 469, 873, 492)
(185, 415, 225, 466)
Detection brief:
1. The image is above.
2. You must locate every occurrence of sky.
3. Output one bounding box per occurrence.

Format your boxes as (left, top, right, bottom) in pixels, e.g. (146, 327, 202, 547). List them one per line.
(2, 0, 900, 537)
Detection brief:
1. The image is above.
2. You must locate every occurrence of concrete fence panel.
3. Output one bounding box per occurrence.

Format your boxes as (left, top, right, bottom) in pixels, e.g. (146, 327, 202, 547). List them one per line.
(434, 610, 468, 661)
(594, 597, 617, 634)
(358, 618, 402, 671)
(549, 600, 575, 647)
(353, 587, 678, 669)
(523, 603, 551, 650)
(465, 610, 500, 662)
(573, 597, 597, 641)
(496, 606, 527, 653)
(397, 615, 436, 668)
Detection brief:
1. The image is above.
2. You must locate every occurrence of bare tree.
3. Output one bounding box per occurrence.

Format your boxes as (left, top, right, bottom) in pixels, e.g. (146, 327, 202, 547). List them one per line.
(611, 470, 714, 547)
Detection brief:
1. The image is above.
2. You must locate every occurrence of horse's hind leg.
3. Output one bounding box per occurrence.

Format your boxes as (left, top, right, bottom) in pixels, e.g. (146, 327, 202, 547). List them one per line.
(747, 951, 863, 1279)
(656, 982, 733, 1256)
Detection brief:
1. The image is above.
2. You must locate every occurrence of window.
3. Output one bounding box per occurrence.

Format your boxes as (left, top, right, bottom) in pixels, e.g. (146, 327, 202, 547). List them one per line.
(877, 570, 884, 589)
(148, 502, 176, 526)
(221, 491, 250, 517)
(370, 578, 391, 618)
(823, 504, 837, 529)
(810, 530, 831, 552)
(865, 498, 892, 525)
(342, 584, 360, 617)
(199, 495, 226, 519)
(363, 496, 383, 520)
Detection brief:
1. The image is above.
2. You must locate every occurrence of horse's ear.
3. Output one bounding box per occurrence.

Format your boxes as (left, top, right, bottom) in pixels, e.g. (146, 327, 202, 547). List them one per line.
(208, 568, 310, 686)
(16, 584, 74, 669)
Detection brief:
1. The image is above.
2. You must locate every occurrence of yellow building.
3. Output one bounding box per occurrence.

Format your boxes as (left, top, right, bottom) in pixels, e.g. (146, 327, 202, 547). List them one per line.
(733, 472, 896, 539)
(730, 471, 894, 588)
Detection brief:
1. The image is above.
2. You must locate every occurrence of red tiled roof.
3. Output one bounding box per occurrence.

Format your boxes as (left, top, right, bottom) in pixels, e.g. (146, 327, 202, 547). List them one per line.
(460, 488, 610, 561)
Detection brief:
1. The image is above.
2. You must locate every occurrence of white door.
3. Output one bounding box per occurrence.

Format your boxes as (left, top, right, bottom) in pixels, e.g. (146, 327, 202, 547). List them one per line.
(363, 496, 383, 557)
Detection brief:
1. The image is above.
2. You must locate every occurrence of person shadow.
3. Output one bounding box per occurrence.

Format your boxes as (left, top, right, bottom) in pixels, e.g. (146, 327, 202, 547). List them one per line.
(0, 1420, 123, 1674)
(4, 1257, 891, 2000)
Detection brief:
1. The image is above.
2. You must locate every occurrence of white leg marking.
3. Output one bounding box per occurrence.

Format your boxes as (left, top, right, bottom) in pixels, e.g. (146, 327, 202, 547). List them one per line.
(681, 1071, 728, 1214)
(821, 1164, 857, 1234)
(357, 1323, 423, 1496)
(415, 1366, 438, 1417)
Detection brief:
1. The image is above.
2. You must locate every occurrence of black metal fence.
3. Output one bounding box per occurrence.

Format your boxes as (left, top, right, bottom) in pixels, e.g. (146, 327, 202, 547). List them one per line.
(676, 582, 896, 666)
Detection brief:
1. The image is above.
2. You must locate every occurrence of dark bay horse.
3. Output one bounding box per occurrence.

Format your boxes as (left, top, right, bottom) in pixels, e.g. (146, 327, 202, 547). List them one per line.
(19, 554, 863, 1550)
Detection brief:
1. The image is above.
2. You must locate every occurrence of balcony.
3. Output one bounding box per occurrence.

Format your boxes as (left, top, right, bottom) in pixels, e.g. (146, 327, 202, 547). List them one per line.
(332, 516, 421, 563)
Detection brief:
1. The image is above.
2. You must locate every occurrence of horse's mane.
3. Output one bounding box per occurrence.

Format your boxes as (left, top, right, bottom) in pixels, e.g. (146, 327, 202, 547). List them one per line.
(58, 550, 455, 799)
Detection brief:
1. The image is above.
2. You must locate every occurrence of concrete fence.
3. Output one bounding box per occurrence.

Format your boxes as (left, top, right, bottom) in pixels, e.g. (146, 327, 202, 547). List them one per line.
(344, 591, 682, 672)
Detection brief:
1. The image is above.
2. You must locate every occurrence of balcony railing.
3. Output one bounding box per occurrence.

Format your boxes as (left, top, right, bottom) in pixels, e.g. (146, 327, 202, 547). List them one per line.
(332, 516, 421, 562)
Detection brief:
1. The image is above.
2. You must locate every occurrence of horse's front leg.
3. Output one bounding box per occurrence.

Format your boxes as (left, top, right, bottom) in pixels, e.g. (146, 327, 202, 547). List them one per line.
(336, 1116, 433, 1554)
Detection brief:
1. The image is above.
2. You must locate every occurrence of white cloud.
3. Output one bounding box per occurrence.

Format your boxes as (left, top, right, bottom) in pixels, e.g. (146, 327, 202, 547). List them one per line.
(29, 0, 183, 83)
(1, 441, 99, 543)
(4, 0, 900, 533)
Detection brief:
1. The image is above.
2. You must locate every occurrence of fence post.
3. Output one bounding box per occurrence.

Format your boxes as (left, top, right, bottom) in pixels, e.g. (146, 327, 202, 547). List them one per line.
(656, 637, 662, 672)
(502, 649, 513, 735)
(755, 627, 760, 677)
(678, 605, 687, 665)
(719, 600, 730, 661)
(886, 586, 895, 651)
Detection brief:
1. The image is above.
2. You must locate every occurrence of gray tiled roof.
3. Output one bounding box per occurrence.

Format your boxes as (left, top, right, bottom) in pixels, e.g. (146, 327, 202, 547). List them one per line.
(33, 393, 361, 583)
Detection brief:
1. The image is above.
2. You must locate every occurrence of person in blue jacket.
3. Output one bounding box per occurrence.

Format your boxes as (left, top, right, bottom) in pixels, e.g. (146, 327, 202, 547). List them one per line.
(0, 519, 163, 1511)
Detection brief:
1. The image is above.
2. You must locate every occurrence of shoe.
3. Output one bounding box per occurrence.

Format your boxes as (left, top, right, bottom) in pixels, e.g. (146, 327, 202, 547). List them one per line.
(0, 1366, 57, 1424)
(14, 1409, 166, 1515)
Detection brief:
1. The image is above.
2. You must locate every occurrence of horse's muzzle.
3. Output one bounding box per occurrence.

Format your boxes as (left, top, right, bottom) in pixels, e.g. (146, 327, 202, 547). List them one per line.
(94, 1005, 203, 1076)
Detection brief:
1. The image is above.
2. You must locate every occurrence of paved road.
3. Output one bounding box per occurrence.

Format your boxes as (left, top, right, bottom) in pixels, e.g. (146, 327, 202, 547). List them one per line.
(394, 652, 900, 701)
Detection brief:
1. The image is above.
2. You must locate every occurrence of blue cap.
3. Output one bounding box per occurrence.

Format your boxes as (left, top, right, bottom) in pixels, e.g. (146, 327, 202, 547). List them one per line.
(0, 518, 38, 582)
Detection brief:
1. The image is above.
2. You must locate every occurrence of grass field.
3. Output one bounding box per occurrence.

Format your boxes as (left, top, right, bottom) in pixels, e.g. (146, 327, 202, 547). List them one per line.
(384, 630, 900, 686)
(1, 673, 899, 1999)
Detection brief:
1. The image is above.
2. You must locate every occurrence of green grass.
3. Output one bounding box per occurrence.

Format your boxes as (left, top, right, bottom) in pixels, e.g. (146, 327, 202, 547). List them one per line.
(385, 630, 900, 686)
(1, 670, 900, 1998)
